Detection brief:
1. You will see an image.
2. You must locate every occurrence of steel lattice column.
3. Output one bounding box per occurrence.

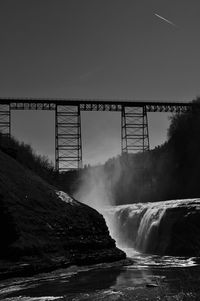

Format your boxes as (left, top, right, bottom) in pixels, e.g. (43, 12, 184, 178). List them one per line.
(0, 104, 11, 136)
(121, 105, 149, 153)
(55, 105, 82, 172)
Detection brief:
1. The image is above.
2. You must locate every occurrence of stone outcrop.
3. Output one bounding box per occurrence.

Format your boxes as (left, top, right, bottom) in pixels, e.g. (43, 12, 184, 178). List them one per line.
(156, 202, 200, 256)
(0, 150, 125, 279)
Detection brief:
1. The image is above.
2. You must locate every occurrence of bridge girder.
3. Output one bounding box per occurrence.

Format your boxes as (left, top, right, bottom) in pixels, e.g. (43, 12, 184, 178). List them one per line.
(0, 97, 195, 113)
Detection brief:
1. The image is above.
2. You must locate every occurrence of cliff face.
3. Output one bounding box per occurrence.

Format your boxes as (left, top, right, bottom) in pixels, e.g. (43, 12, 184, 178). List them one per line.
(0, 150, 125, 278)
(156, 203, 200, 256)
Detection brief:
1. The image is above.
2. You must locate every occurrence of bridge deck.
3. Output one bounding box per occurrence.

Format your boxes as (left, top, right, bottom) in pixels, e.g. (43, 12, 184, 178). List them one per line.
(0, 97, 195, 113)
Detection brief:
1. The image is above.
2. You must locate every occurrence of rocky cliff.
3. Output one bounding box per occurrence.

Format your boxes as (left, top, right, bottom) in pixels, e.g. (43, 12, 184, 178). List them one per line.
(156, 201, 200, 256)
(0, 150, 125, 279)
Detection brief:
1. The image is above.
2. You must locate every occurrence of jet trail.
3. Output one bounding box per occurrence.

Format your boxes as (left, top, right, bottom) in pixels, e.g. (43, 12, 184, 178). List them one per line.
(154, 13, 177, 27)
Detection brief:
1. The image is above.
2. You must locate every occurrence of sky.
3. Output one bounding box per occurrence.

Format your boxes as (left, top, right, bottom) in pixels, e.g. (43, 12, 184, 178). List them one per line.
(1, 0, 200, 165)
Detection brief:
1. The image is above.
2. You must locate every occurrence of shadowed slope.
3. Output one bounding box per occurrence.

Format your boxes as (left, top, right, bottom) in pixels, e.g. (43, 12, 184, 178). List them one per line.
(0, 150, 125, 279)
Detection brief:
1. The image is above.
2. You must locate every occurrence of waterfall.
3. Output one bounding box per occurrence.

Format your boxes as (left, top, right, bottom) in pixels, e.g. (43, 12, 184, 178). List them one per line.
(104, 199, 200, 255)
(136, 207, 166, 252)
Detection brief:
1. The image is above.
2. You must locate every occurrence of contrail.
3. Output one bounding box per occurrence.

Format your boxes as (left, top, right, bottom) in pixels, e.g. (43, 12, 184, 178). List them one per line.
(154, 13, 177, 27)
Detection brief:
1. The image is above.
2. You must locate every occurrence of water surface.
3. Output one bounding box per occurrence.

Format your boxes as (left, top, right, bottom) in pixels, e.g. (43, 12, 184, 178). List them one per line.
(1, 248, 200, 301)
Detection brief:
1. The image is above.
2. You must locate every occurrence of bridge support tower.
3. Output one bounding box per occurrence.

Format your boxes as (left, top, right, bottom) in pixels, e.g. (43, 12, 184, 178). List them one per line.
(55, 105, 82, 171)
(121, 105, 150, 154)
(0, 104, 10, 137)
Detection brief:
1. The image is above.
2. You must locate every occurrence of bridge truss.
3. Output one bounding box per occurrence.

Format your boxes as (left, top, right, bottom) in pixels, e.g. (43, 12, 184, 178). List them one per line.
(0, 98, 194, 171)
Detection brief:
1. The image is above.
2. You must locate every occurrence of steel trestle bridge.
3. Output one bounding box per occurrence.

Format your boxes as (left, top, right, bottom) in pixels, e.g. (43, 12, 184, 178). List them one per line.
(0, 97, 195, 171)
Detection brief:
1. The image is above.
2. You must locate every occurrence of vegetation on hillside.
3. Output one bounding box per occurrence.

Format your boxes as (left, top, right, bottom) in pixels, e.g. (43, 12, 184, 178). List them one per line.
(0, 133, 56, 185)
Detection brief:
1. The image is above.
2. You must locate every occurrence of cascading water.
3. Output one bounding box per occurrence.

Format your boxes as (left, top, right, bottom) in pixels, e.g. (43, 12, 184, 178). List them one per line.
(136, 207, 166, 252)
(74, 165, 200, 256)
(103, 198, 200, 256)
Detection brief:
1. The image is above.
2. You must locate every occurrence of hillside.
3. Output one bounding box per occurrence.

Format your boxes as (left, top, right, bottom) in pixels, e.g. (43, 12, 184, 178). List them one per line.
(0, 149, 125, 279)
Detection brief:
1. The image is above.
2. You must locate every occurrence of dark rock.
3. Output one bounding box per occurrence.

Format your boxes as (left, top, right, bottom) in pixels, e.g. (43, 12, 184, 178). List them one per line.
(146, 283, 158, 288)
(160, 206, 200, 256)
(0, 150, 125, 279)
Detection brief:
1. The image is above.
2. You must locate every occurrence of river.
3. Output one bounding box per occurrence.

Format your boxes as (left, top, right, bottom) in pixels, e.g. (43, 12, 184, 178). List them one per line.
(1, 199, 200, 300)
(0, 250, 200, 300)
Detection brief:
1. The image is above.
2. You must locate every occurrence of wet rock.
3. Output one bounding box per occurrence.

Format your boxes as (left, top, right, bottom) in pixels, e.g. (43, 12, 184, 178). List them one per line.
(157, 205, 200, 256)
(146, 283, 158, 288)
